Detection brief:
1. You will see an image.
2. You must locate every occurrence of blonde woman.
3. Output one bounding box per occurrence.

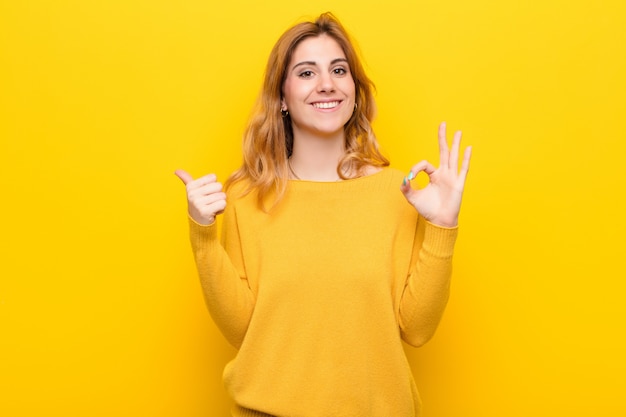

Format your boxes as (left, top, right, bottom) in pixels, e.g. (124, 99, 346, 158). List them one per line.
(176, 12, 471, 417)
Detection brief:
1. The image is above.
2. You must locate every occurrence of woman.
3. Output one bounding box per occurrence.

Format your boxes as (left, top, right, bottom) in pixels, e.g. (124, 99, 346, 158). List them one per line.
(176, 12, 471, 417)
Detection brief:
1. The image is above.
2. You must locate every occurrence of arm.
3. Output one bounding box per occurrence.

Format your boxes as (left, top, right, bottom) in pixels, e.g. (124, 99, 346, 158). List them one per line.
(398, 218, 458, 347)
(188, 215, 254, 349)
(398, 122, 471, 346)
(176, 170, 254, 348)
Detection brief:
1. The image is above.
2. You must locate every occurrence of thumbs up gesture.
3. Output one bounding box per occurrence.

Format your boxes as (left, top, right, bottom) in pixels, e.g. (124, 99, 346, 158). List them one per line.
(175, 170, 227, 225)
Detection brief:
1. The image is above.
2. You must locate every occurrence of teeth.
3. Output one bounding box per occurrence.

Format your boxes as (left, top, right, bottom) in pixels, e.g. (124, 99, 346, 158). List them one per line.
(313, 101, 339, 109)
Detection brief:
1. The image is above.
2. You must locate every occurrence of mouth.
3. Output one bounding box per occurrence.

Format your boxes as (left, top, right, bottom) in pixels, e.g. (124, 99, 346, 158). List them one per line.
(311, 100, 341, 109)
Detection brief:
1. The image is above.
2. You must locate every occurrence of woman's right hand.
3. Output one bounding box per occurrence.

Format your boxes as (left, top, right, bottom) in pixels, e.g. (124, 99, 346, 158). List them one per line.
(174, 169, 227, 225)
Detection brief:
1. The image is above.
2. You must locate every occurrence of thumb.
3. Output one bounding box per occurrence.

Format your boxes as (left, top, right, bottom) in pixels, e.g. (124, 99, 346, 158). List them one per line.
(400, 170, 417, 196)
(174, 169, 194, 185)
(400, 178, 416, 201)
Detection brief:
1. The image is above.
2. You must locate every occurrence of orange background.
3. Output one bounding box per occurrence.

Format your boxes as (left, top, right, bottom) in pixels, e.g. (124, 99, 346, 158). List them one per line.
(1, 0, 625, 415)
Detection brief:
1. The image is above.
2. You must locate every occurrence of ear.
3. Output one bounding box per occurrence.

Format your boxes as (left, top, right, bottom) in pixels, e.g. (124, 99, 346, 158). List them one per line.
(280, 98, 287, 111)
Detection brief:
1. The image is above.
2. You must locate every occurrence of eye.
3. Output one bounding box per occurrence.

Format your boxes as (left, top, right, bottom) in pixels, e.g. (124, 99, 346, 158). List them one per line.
(298, 70, 314, 78)
(332, 67, 348, 76)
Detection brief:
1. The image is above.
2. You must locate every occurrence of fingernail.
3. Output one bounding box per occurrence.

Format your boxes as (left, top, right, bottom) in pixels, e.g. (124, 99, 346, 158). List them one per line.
(402, 177, 407, 186)
(407, 172, 415, 180)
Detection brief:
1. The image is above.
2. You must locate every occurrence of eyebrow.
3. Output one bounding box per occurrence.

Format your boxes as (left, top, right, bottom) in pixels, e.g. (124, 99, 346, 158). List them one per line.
(291, 58, 348, 71)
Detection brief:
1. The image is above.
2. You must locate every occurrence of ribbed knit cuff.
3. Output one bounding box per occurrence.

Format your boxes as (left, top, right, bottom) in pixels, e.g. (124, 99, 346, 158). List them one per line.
(232, 405, 275, 417)
(188, 215, 218, 251)
(422, 221, 459, 258)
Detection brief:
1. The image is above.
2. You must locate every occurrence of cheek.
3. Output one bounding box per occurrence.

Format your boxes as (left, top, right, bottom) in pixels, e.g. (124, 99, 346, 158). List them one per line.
(342, 79, 356, 101)
(283, 81, 305, 106)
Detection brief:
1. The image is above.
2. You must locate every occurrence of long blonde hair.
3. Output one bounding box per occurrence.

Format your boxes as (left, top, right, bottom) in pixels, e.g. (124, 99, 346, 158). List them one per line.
(225, 12, 389, 209)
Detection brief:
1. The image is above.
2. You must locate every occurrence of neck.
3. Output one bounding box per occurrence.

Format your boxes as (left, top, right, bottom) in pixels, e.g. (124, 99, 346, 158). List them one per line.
(289, 131, 347, 181)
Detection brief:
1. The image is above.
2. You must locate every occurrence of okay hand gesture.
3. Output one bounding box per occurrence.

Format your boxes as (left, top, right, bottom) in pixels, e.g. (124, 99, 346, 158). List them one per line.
(400, 122, 472, 228)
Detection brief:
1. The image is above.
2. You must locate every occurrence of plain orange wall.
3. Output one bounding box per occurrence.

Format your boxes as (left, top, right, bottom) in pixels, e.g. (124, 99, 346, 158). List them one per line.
(1, 0, 625, 415)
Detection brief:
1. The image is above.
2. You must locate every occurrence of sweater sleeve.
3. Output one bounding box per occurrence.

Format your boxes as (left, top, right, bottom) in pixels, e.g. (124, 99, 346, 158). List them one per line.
(188, 205, 255, 349)
(398, 216, 458, 347)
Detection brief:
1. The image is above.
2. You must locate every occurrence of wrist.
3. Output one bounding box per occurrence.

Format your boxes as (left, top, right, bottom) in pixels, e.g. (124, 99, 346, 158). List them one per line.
(188, 213, 216, 227)
(427, 216, 458, 228)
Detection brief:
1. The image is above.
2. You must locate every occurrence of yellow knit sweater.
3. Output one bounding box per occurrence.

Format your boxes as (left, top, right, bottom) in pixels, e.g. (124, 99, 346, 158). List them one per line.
(188, 168, 458, 417)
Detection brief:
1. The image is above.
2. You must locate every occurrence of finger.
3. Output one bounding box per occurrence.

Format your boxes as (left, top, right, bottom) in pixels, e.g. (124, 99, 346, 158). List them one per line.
(458, 146, 472, 183)
(185, 173, 219, 193)
(191, 173, 218, 188)
(193, 191, 226, 207)
(449, 130, 462, 170)
(199, 198, 227, 218)
(203, 192, 227, 207)
(438, 122, 450, 168)
(174, 169, 194, 185)
(208, 199, 227, 216)
(189, 181, 223, 199)
(400, 180, 415, 198)
(402, 160, 436, 191)
(408, 160, 436, 179)
(400, 175, 416, 196)
(189, 193, 227, 225)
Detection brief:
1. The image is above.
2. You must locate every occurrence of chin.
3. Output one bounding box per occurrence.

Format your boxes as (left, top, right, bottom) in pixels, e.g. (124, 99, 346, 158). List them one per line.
(314, 124, 349, 137)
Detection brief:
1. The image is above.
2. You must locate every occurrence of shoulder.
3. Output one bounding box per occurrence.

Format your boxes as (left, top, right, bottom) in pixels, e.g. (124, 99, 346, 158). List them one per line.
(222, 177, 259, 217)
(225, 177, 250, 198)
(368, 167, 416, 214)
(380, 166, 406, 182)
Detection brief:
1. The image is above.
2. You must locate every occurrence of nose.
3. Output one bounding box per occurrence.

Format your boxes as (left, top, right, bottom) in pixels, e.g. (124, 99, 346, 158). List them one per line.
(317, 72, 335, 93)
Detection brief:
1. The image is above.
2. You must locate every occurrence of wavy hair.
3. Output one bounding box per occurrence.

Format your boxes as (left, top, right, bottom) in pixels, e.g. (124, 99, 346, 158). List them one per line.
(225, 12, 389, 209)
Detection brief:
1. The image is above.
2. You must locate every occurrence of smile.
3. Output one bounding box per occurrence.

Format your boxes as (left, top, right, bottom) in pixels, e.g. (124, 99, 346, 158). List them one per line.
(312, 101, 340, 109)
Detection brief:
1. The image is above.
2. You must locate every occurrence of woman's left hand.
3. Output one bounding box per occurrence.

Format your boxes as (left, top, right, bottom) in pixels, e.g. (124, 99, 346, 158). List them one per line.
(400, 122, 472, 227)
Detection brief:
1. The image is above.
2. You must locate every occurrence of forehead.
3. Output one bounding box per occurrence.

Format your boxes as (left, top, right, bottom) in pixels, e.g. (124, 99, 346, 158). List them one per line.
(289, 34, 346, 65)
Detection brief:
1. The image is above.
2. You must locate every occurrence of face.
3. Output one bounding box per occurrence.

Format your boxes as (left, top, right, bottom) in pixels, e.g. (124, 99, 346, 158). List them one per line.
(281, 34, 356, 140)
